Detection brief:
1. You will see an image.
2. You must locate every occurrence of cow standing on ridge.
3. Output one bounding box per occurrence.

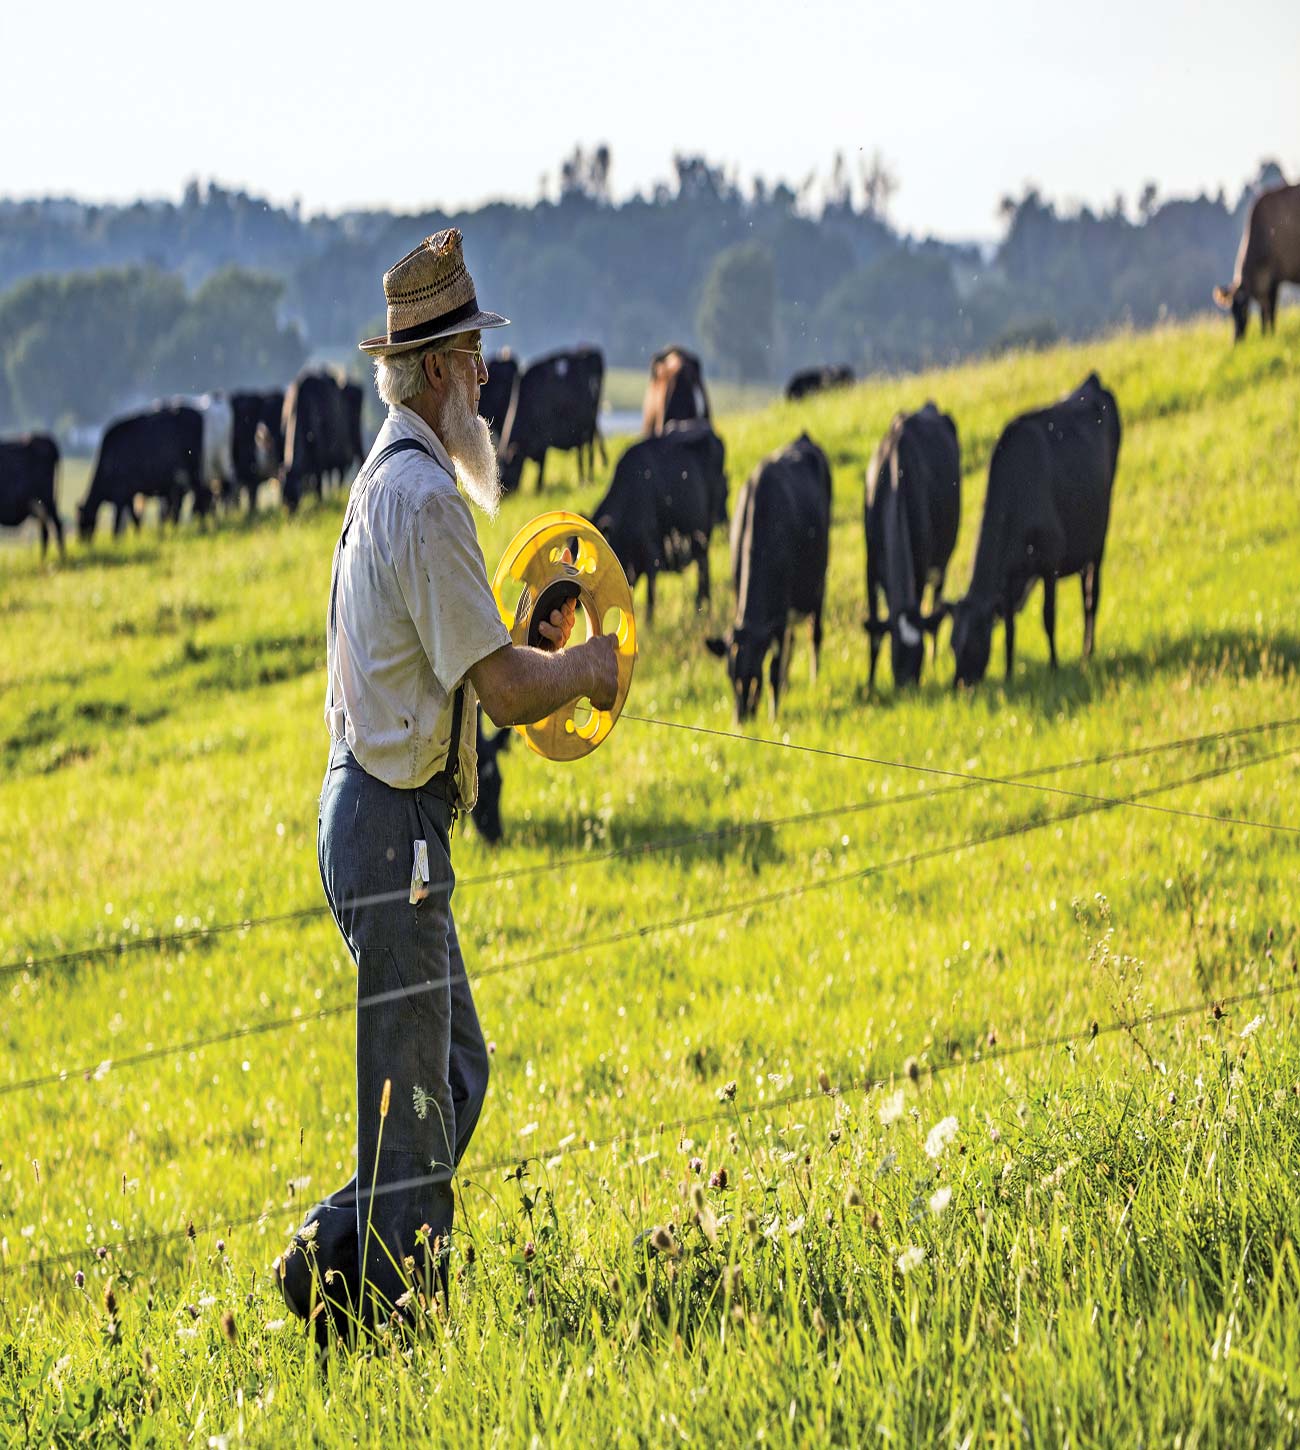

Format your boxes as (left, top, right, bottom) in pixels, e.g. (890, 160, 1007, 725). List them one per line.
(1213, 182, 1300, 340)
(948, 373, 1121, 687)
(589, 420, 728, 624)
(77, 404, 204, 539)
(864, 402, 961, 688)
(643, 346, 710, 435)
(705, 433, 831, 722)
(498, 346, 605, 492)
(786, 365, 854, 401)
(0, 434, 63, 559)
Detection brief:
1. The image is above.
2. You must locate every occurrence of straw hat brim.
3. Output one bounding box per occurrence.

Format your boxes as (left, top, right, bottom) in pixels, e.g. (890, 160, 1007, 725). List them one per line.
(359, 309, 510, 357)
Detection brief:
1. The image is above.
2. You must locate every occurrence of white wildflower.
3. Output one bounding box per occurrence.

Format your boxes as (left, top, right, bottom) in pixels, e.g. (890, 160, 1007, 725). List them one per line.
(1240, 1014, 1265, 1039)
(924, 1116, 959, 1159)
(518, 1122, 539, 1138)
(264, 1318, 286, 1332)
(878, 1090, 905, 1126)
(929, 1186, 952, 1215)
(297, 1221, 319, 1244)
(785, 1216, 805, 1236)
(92, 1060, 112, 1082)
(896, 1245, 925, 1274)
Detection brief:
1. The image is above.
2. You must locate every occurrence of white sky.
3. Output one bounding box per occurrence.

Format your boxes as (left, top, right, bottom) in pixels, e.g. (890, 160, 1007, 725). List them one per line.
(6, 0, 1297, 239)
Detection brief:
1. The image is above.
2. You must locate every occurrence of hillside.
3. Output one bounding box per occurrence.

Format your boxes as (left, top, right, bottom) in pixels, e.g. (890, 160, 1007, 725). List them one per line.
(2, 314, 1299, 1444)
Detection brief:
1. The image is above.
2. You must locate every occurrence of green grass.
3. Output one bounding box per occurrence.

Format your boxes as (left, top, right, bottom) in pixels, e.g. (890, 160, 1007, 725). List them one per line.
(2, 314, 1300, 1447)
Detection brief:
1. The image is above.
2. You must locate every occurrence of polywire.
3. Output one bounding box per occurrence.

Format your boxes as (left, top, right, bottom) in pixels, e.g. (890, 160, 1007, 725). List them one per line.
(2, 737, 1293, 1100)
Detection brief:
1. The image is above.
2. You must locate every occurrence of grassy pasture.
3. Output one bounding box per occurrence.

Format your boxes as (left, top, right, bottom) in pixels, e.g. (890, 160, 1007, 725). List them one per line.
(1, 313, 1299, 1446)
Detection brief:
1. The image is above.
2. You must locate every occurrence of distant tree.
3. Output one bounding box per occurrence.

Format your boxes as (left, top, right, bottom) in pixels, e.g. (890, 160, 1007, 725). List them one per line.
(1138, 181, 1159, 221)
(696, 242, 776, 380)
(859, 151, 898, 220)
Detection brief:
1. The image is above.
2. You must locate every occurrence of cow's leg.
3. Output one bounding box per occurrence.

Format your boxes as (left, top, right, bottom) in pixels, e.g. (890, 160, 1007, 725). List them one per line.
(1082, 561, 1102, 659)
(1264, 282, 1279, 335)
(1003, 607, 1016, 680)
(1042, 576, 1058, 669)
(596, 428, 607, 468)
(694, 539, 710, 611)
(35, 509, 49, 560)
(534, 452, 546, 494)
(929, 571, 946, 664)
(810, 609, 823, 683)
(866, 554, 883, 690)
(643, 569, 656, 628)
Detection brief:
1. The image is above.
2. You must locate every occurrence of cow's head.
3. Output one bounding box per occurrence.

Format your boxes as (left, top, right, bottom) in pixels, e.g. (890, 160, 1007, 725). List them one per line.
(948, 598, 994, 687)
(1213, 282, 1249, 341)
(705, 626, 768, 722)
(594, 514, 635, 583)
(76, 499, 98, 543)
(864, 606, 948, 687)
(470, 716, 512, 846)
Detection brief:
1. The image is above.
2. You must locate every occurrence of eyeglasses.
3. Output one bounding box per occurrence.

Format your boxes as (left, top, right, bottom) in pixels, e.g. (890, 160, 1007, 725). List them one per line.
(443, 344, 484, 363)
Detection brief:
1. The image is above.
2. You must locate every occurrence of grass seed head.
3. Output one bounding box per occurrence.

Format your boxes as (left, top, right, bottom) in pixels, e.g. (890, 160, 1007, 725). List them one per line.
(220, 1309, 236, 1344)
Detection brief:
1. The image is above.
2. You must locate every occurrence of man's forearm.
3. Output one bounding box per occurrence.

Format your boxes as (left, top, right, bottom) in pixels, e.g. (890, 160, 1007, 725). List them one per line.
(469, 642, 600, 728)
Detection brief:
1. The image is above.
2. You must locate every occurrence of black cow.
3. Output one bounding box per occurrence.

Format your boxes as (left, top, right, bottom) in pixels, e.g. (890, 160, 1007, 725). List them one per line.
(281, 371, 359, 509)
(478, 351, 519, 443)
(864, 402, 961, 688)
(0, 434, 63, 559)
(643, 346, 710, 435)
(949, 373, 1121, 687)
(230, 389, 285, 512)
(77, 404, 203, 539)
(589, 421, 728, 625)
(786, 365, 854, 401)
(468, 709, 512, 845)
(705, 433, 832, 721)
(498, 346, 606, 493)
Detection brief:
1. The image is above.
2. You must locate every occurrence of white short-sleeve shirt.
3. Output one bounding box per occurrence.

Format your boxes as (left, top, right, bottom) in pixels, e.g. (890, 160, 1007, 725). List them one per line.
(324, 404, 511, 801)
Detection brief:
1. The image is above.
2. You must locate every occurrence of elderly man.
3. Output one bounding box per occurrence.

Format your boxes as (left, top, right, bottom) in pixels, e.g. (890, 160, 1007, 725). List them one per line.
(278, 231, 618, 1341)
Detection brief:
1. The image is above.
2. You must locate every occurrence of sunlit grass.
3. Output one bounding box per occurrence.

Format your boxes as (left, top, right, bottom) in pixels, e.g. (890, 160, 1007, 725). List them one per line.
(1, 312, 1299, 1445)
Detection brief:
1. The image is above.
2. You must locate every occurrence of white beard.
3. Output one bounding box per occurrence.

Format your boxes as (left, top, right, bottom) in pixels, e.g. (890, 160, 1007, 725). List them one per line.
(438, 385, 502, 518)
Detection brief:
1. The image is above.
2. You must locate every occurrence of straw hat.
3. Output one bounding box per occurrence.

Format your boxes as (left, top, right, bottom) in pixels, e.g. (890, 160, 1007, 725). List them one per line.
(359, 229, 509, 356)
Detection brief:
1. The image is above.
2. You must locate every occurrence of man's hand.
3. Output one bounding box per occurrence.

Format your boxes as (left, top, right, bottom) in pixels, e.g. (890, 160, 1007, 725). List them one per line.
(534, 596, 576, 650)
(585, 633, 620, 710)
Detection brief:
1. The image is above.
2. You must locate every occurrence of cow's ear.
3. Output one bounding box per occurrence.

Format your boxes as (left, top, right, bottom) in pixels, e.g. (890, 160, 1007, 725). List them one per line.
(1212, 285, 1234, 310)
(704, 636, 728, 657)
(862, 617, 889, 639)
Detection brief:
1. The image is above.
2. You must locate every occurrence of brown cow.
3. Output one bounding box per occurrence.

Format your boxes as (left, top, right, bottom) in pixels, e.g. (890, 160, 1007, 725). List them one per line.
(1213, 182, 1300, 340)
(641, 346, 711, 435)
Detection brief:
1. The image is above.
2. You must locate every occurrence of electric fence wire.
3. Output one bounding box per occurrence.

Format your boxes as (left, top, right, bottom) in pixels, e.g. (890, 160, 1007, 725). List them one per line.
(4, 974, 1295, 1280)
(2, 735, 1294, 1101)
(3, 712, 1298, 983)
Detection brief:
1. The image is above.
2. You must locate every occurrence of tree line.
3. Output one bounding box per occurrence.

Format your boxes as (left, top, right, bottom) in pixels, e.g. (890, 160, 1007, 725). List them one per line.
(0, 153, 1284, 439)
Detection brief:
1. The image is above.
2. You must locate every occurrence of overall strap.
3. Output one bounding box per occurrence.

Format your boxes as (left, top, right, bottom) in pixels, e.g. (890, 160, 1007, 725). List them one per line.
(326, 437, 434, 710)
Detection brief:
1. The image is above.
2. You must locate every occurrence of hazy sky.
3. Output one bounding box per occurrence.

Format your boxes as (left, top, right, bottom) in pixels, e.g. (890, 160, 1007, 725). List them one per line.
(7, 0, 1297, 239)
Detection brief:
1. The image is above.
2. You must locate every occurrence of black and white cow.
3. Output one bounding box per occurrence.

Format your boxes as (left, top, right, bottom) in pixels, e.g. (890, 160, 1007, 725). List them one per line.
(0, 434, 63, 559)
(864, 402, 961, 688)
(949, 372, 1121, 686)
(589, 420, 727, 624)
(705, 433, 832, 721)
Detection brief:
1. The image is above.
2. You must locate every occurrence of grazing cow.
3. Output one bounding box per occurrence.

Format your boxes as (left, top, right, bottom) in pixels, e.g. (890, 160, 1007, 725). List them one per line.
(0, 434, 63, 559)
(498, 346, 606, 493)
(77, 404, 204, 539)
(230, 389, 285, 512)
(786, 365, 854, 401)
(1214, 182, 1300, 340)
(949, 372, 1121, 687)
(468, 709, 512, 845)
(642, 346, 710, 435)
(589, 420, 728, 624)
(705, 433, 832, 721)
(478, 351, 520, 443)
(281, 371, 359, 509)
(864, 402, 961, 688)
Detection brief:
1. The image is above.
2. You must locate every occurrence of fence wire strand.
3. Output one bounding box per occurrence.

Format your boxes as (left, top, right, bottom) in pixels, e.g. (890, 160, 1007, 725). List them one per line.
(2, 737, 1294, 1100)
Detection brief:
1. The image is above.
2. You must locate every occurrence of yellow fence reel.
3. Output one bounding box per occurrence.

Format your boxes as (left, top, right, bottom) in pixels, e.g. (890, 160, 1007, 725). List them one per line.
(490, 510, 637, 761)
